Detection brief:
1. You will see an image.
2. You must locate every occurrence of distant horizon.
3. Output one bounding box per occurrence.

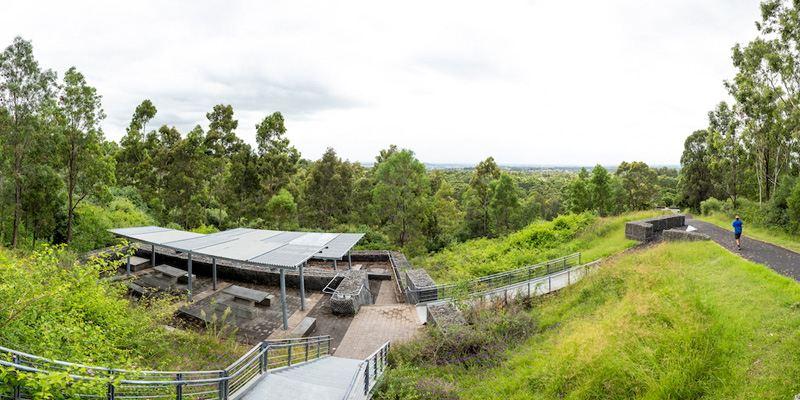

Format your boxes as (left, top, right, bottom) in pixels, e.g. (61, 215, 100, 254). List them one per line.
(354, 161, 681, 170)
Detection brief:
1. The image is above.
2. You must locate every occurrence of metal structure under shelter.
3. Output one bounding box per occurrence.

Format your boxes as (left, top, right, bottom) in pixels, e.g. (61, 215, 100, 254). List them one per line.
(108, 226, 364, 330)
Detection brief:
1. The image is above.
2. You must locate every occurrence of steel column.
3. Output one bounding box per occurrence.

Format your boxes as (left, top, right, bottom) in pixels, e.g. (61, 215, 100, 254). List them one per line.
(333, 259, 337, 271)
(212, 258, 217, 291)
(126, 255, 131, 276)
(348, 250, 352, 269)
(300, 262, 306, 311)
(280, 269, 288, 330)
(187, 253, 193, 302)
(151, 244, 156, 267)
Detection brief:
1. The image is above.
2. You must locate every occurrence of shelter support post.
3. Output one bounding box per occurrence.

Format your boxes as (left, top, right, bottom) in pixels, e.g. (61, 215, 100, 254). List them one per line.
(188, 253, 193, 302)
(212, 258, 217, 291)
(348, 250, 352, 269)
(300, 262, 306, 311)
(333, 259, 337, 271)
(126, 255, 131, 276)
(151, 245, 155, 267)
(280, 269, 288, 330)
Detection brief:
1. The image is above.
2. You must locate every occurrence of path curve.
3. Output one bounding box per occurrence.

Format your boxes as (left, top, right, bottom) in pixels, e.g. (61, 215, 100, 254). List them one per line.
(685, 217, 800, 282)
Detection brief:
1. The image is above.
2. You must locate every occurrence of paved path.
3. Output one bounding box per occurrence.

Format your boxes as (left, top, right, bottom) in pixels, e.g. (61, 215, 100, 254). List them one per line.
(373, 280, 399, 305)
(687, 217, 800, 281)
(334, 304, 422, 360)
(240, 356, 361, 400)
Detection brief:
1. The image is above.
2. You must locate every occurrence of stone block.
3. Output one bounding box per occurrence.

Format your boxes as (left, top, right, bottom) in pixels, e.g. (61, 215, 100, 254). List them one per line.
(663, 229, 711, 242)
(406, 269, 437, 304)
(625, 221, 653, 241)
(330, 271, 372, 315)
(289, 317, 317, 338)
(426, 303, 467, 329)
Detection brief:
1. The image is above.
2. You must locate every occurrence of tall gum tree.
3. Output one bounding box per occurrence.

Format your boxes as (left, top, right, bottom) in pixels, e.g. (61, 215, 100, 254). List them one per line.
(0, 37, 56, 248)
(55, 66, 115, 243)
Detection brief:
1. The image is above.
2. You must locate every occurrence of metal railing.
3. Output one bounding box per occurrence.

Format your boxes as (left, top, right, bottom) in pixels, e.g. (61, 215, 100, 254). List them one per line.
(341, 341, 391, 400)
(0, 335, 332, 400)
(468, 259, 602, 304)
(407, 253, 583, 304)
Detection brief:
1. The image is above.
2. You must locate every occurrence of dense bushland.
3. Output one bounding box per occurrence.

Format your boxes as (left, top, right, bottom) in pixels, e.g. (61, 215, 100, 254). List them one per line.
(0, 245, 246, 394)
(377, 241, 800, 399)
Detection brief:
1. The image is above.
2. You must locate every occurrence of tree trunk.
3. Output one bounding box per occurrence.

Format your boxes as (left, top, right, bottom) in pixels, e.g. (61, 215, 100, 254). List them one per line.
(12, 145, 21, 249)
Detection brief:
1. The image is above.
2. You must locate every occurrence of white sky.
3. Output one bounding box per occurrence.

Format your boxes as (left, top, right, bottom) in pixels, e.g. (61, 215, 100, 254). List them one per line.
(1, 0, 762, 166)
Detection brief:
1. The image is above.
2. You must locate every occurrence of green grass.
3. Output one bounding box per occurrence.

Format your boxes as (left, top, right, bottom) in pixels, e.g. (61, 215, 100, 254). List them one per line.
(696, 212, 800, 254)
(379, 241, 800, 399)
(416, 210, 669, 283)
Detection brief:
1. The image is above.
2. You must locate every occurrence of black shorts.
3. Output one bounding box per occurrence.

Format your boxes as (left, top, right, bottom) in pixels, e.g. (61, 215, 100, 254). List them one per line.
(734, 233, 741, 239)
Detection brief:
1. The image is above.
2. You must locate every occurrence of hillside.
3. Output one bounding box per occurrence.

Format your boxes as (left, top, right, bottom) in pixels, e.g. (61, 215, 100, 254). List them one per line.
(379, 241, 800, 399)
(416, 210, 668, 282)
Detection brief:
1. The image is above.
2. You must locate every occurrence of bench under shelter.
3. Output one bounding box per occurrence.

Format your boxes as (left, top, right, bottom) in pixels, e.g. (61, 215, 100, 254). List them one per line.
(108, 226, 364, 330)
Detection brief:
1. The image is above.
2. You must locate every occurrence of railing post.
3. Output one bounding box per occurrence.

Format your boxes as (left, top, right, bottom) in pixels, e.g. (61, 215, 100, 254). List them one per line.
(373, 354, 378, 378)
(568, 269, 570, 285)
(220, 370, 228, 400)
(318, 340, 322, 358)
(305, 342, 310, 362)
(107, 370, 115, 400)
(176, 373, 183, 400)
(364, 360, 370, 396)
(288, 344, 293, 367)
(259, 342, 265, 374)
(13, 354, 21, 399)
(579, 253, 581, 266)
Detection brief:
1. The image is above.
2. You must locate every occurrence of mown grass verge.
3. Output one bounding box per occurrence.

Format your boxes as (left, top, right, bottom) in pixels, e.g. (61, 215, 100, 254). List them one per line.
(416, 210, 668, 282)
(696, 212, 800, 255)
(378, 241, 800, 399)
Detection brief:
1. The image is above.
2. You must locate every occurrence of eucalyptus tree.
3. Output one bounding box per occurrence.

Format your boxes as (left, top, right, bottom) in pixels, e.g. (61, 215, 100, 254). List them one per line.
(115, 100, 157, 188)
(589, 165, 612, 216)
(462, 157, 501, 238)
(706, 102, 745, 206)
(615, 161, 659, 211)
(256, 111, 300, 198)
(305, 147, 354, 230)
(205, 104, 240, 228)
(373, 149, 429, 248)
(0, 36, 56, 248)
(224, 143, 261, 225)
(54, 67, 115, 243)
(726, 1, 800, 204)
(490, 173, 520, 236)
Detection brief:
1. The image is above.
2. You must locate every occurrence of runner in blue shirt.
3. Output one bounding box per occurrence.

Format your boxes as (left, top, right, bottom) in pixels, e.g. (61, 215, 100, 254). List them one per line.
(732, 215, 743, 251)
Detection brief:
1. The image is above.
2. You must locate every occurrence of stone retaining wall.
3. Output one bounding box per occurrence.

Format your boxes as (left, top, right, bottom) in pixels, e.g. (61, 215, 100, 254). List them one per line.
(625, 214, 686, 241)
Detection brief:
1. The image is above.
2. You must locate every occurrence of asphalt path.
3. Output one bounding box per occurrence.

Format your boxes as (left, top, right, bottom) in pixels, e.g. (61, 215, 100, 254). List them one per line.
(685, 216, 800, 282)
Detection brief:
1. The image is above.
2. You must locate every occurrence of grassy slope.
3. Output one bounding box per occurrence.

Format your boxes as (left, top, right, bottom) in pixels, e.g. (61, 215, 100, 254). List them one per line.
(386, 241, 800, 399)
(417, 210, 668, 283)
(695, 212, 800, 254)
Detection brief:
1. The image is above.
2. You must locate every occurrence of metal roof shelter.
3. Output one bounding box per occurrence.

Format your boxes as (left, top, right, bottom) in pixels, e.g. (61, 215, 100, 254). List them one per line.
(109, 226, 364, 330)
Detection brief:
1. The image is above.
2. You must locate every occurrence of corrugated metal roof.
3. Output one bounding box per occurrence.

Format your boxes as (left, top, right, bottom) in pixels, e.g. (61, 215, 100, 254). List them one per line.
(316, 233, 365, 259)
(107, 226, 363, 269)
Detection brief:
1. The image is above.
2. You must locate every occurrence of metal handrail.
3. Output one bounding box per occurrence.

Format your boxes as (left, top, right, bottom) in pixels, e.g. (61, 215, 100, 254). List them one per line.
(409, 253, 583, 304)
(341, 341, 391, 400)
(0, 335, 333, 399)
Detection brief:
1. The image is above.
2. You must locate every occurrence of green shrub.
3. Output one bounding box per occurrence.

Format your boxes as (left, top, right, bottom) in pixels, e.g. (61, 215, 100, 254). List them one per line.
(700, 197, 723, 215)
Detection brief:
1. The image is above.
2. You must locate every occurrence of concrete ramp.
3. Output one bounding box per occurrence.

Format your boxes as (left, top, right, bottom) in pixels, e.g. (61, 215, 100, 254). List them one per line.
(241, 356, 362, 400)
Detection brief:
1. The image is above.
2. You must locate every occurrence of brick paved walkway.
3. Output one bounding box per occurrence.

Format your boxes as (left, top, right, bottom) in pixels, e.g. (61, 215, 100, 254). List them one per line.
(334, 304, 422, 359)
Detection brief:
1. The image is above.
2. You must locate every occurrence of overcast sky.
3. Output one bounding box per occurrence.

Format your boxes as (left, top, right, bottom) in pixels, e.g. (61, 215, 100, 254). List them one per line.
(2, 0, 762, 166)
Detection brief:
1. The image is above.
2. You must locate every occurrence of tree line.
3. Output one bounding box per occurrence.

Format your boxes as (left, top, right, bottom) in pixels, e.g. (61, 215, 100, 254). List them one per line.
(677, 0, 800, 233)
(1, 36, 679, 255)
